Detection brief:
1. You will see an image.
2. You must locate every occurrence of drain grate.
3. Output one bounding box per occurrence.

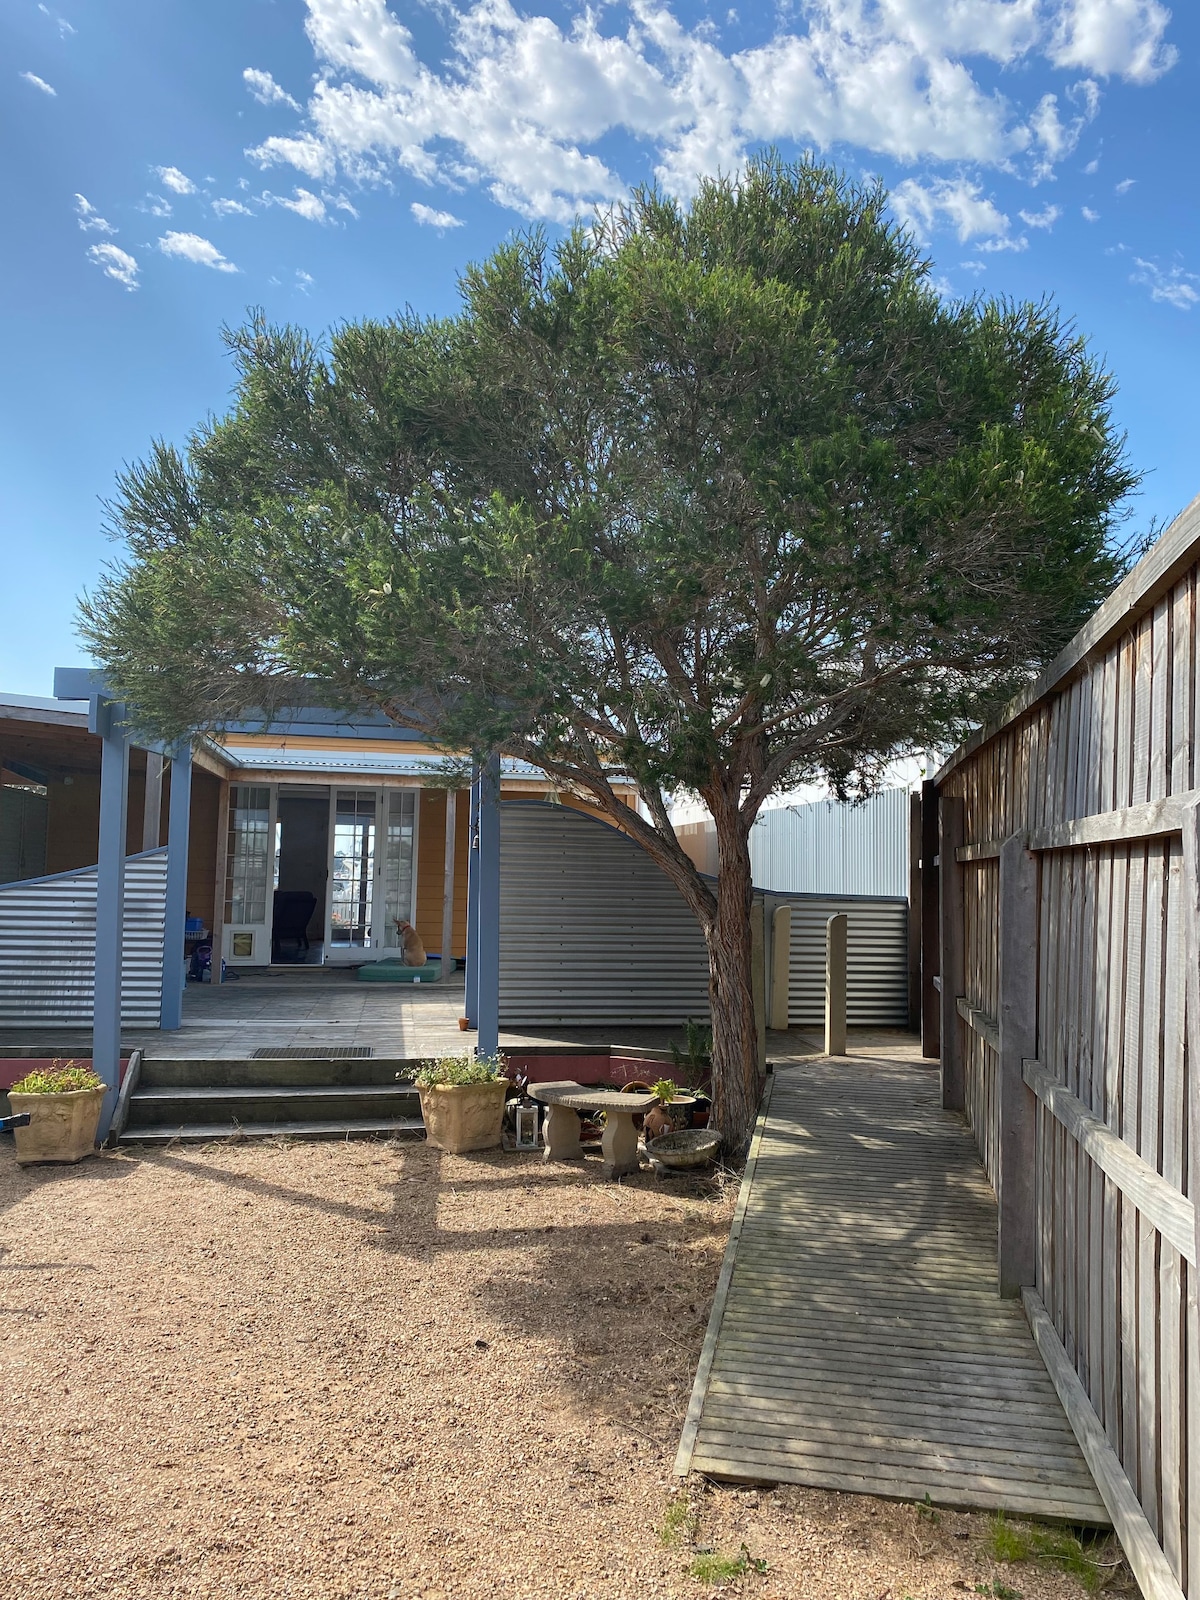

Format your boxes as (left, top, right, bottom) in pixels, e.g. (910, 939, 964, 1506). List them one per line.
(251, 1046, 374, 1060)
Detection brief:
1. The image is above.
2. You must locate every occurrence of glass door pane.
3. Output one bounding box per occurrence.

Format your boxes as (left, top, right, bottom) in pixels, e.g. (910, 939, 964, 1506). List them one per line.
(330, 788, 377, 949)
(381, 790, 417, 948)
(225, 785, 272, 924)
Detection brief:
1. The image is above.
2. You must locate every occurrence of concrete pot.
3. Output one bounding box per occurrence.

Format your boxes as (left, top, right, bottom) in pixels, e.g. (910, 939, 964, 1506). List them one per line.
(418, 1080, 507, 1153)
(9, 1086, 105, 1165)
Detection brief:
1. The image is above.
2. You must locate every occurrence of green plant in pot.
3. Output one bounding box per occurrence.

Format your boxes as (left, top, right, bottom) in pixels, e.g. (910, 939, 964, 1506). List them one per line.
(651, 1077, 697, 1133)
(415, 1052, 509, 1154)
(670, 1019, 713, 1127)
(8, 1061, 107, 1165)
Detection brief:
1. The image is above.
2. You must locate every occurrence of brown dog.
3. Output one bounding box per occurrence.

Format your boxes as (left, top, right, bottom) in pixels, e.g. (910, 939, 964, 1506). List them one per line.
(394, 919, 427, 967)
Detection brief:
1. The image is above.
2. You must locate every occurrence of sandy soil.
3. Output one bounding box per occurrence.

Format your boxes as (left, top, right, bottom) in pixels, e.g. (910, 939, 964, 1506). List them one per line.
(0, 1139, 1130, 1600)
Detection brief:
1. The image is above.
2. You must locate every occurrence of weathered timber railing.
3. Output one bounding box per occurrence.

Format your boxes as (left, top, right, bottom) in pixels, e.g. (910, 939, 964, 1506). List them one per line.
(931, 492, 1200, 1600)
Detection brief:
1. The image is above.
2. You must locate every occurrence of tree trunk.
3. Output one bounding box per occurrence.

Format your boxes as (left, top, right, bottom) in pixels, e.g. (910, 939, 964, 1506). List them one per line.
(704, 794, 763, 1160)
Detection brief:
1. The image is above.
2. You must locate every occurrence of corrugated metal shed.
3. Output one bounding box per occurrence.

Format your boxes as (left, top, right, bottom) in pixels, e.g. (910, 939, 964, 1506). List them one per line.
(0, 849, 167, 1026)
(784, 895, 909, 1027)
(749, 787, 910, 897)
(499, 802, 910, 1030)
(500, 801, 711, 1026)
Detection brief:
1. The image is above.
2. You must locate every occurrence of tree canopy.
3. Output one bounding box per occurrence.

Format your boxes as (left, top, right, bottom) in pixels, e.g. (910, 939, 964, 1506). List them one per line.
(80, 154, 1138, 1150)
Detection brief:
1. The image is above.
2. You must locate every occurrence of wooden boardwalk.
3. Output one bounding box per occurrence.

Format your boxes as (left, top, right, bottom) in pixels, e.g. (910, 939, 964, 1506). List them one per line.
(676, 1054, 1109, 1523)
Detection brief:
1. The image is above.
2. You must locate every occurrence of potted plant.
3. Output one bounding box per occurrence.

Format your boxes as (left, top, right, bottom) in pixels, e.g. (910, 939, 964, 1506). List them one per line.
(8, 1061, 107, 1165)
(670, 1018, 713, 1127)
(652, 1077, 697, 1132)
(415, 1052, 509, 1154)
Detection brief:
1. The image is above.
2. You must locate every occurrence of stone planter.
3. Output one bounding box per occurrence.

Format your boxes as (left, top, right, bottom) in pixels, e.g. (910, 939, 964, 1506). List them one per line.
(9, 1086, 106, 1165)
(418, 1080, 507, 1154)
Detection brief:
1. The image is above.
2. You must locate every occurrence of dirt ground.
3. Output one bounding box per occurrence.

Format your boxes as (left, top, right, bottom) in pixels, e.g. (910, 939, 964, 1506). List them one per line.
(0, 1138, 1130, 1600)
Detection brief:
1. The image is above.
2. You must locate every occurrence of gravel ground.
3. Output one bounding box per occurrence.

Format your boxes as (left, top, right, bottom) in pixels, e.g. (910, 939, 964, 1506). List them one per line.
(0, 1139, 1130, 1600)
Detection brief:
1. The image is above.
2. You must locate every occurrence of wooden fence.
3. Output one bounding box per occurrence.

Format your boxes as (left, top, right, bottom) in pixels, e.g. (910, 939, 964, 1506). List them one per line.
(929, 494, 1200, 1600)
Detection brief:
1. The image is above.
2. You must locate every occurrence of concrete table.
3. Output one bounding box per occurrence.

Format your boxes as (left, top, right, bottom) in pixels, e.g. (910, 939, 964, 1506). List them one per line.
(529, 1081, 658, 1179)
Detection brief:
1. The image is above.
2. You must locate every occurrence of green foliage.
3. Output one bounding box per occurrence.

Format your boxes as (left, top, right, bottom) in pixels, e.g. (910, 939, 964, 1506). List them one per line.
(670, 1018, 713, 1090)
(986, 1514, 1108, 1591)
(10, 1061, 104, 1095)
(78, 152, 1140, 1153)
(975, 1583, 1024, 1600)
(652, 1078, 678, 1103)
(659, 1494, 698, 1548)
(689, 1543, 768, 1583)
(414, 1052, 507, 1089)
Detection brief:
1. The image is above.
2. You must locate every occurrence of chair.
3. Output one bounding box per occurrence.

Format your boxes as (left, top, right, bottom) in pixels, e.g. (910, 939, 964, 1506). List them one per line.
(272, 890, 318, 963)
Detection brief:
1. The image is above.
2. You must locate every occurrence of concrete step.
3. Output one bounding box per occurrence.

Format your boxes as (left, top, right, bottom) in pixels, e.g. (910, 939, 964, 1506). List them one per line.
(121, 1116, 425, 1144)
(125, 1083, 421, 1128)
(139, 1058, 421, 1090)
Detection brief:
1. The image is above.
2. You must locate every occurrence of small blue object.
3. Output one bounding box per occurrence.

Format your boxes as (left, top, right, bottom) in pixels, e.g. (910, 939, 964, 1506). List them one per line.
(185, 917, 204, 934)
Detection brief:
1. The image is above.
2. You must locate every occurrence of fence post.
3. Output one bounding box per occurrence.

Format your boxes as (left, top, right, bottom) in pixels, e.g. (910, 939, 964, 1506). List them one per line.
(997, 833, 1038, 1297)
(939, 795, 966, 1111)
(1180, 799, 1200, 1275)
(907, 791, 922, 1030)
(825, 912, 847, 1057)
(769, 904, 791, 1031)
(920, 779, 941, 1059)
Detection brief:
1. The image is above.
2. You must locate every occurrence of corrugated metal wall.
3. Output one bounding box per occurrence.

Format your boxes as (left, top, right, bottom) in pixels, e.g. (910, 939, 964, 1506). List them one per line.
(500, 801, 711, 1025)
(749, 787, 910, 897)
(784, 896, 910, 1027)
(0, 849, 167, 1026)
(499, 801, 910, 1030)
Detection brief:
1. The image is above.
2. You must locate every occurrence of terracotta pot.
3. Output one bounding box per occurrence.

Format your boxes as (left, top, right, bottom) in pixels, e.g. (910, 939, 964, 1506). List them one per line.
(643, 1106, 674, 1142)
(418, 1081, 507, 1153)
(9, 1087, 105, 1165)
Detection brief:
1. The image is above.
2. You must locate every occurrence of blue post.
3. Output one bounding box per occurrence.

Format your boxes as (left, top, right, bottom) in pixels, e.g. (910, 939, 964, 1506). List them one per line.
(476, 752, 501, 1058)
(159, 742, 192, 1030)
(91, 695, 129, 1142)
(465, 769, 481, 1030)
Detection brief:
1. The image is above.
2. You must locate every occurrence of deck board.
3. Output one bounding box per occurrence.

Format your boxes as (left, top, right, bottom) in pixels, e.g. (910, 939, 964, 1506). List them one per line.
(676, 1055, 1109, 1523)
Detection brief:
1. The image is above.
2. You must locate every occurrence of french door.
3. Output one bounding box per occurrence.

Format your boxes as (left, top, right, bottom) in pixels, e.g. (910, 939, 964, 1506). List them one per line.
(222, 783, 277, 966)
(325, 786, 418, 960)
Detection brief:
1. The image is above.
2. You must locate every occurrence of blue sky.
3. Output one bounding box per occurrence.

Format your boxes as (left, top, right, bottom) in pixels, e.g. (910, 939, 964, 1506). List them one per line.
(1, 0, 1196, 696)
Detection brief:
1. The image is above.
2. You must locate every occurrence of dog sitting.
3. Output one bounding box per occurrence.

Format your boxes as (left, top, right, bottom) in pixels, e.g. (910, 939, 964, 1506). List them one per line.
(394, 919, 427, 966)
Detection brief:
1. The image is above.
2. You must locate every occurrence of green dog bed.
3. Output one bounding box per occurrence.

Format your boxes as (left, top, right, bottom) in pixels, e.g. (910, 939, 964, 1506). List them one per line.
(357, 958, 449, 983)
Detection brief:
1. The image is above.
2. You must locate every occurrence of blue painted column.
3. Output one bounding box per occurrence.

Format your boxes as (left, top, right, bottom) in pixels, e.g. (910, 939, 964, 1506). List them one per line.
(91, 695, 129, 1142)
(464, 769, 481, 1030)
(476, 752, 501, 1058)
(159, 742, 193, 1030)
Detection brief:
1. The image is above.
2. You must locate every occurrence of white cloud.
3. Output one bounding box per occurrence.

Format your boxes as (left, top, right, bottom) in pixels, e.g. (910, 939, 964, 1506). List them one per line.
(892, 175, 1020, 249)
(157, 231, 239, 272)
(20, 71, 56, 96)
(1084, 156, 1100, 173)
(1019, 203, 1061, 228)
(1115, 176, 1135, 194)
(1131, 257, 1199, 310)
(1049, 0, 1176, 85)
(212, 197, 254, 217)
(156, 166, 197, 196)
(38, 6, 75, 38)
(87, 243, 139, 291)
(1082, 205, 1100, 220)
(244, 67, 302, 112)
(411, 201, 464, 230)
(295, 268, 315, 291)
(141, 194, 173, 218)
(232, 1, 1178, 226)
(272, 187, 328, 222)
(74, 194, 115, 234)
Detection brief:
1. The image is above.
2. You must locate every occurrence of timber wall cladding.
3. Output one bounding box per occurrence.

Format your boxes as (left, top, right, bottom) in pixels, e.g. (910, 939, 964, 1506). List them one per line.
(937, 500, 1200, 1599)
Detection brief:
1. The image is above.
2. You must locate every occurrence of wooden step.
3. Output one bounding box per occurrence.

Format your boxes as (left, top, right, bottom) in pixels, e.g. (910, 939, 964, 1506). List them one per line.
(125, 1083, 420, 1129)
(120, 1116, 425, 1144)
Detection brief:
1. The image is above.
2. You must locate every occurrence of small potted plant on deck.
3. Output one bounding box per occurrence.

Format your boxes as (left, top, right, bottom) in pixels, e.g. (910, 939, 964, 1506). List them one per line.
(7, 1060, 107, 1165)
(415, 1052, 509, 1154)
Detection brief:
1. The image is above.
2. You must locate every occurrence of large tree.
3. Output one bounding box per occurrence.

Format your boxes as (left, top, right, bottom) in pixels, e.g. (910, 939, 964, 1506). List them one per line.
(81, 155, 1136, 1154)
